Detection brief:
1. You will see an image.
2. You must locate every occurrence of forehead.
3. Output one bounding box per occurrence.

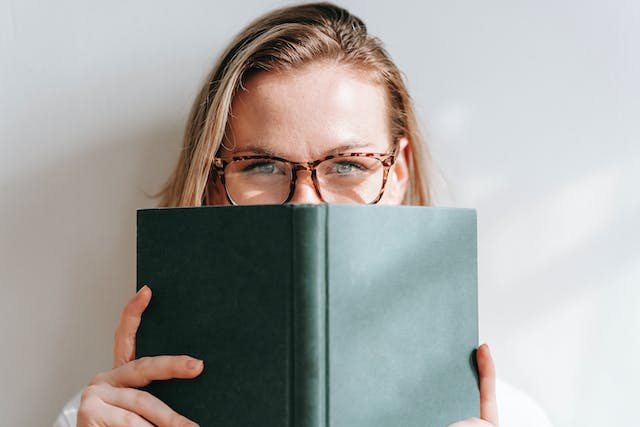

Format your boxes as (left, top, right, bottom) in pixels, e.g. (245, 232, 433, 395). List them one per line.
(224, 61, 392, 158)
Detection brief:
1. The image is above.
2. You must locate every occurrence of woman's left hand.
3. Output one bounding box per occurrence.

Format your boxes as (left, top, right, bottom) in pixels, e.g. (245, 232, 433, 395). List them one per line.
(447, 343, 499, 427)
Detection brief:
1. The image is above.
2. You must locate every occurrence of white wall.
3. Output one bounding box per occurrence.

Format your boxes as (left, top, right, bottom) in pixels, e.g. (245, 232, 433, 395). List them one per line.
(1, 1, 638, 425)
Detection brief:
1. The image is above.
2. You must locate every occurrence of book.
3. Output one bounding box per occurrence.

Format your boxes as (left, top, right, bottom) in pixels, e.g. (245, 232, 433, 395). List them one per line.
(136, 204, 479, 426)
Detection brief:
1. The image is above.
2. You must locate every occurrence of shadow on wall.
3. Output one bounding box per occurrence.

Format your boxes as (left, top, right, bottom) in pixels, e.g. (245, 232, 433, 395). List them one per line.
(1, 122, 183, 425)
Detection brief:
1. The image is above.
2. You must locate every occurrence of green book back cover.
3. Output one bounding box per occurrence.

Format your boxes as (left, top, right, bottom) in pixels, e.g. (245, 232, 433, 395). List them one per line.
(136, 204, 479, 426)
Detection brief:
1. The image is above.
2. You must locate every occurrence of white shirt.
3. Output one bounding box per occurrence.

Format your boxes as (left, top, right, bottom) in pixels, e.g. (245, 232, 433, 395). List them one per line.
(53, 379, 553, 426)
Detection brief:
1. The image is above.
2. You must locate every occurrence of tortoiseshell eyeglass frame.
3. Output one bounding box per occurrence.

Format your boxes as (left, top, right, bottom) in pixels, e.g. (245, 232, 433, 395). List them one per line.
(209, 149, 398, 205)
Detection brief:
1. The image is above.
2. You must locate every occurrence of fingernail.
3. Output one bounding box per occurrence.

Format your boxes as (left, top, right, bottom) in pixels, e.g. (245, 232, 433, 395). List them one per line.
(137, 285, 148, 293)
(186, 358, 203, 370)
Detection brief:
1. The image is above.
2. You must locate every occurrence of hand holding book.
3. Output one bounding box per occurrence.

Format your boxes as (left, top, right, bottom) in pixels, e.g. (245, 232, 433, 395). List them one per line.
(76, 286, 202, 427)
(76, 286, 498, 427)
(446, 344, 499, 427)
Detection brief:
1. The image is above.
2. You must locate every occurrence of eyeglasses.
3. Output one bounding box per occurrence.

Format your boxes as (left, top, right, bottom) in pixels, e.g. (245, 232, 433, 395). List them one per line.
(210, 150, 397, 205)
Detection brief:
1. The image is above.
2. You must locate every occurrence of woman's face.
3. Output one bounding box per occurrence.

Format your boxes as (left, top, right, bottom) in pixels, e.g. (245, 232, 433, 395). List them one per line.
(210, 61, 409, 205)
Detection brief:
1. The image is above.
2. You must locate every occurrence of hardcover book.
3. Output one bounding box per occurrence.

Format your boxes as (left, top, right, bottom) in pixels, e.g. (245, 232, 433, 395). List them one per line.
(136, 204, 479, 426)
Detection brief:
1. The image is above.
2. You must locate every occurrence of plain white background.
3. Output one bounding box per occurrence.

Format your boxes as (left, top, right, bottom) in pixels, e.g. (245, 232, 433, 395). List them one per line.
(1, 1, 638, 425)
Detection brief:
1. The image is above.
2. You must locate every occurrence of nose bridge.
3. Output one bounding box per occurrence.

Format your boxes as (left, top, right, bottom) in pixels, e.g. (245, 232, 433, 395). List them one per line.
(289, 166, 323, 204)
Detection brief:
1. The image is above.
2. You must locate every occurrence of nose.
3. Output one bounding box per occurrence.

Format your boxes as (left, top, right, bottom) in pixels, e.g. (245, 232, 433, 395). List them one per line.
(288, 169, 323, 204)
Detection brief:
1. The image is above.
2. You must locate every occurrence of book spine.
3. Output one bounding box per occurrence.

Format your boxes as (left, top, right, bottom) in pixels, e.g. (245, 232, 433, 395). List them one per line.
(291, 205, 327, 427)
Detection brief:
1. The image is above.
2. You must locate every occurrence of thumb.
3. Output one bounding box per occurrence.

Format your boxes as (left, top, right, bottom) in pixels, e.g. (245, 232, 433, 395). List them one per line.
(112, 285, 152, 368)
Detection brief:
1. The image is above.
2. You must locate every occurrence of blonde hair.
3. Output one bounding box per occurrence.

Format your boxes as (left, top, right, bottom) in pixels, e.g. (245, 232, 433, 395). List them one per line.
(159, 2, 432, 207)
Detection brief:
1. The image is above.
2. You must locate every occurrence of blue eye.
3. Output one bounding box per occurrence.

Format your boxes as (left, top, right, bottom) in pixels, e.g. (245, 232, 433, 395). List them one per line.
(332, 161, 367, 175)
(242, 161, 280, 174)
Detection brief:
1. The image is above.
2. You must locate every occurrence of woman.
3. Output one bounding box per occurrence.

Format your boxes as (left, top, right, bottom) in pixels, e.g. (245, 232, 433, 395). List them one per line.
(57, 3, 503, 426)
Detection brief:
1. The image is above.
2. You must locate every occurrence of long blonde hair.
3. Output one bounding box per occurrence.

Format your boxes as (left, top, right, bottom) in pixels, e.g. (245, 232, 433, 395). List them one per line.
(159, 2, 432, 207)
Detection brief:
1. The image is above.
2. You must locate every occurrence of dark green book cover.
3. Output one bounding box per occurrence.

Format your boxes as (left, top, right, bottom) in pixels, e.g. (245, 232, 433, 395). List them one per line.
(136, 204, 479, 426)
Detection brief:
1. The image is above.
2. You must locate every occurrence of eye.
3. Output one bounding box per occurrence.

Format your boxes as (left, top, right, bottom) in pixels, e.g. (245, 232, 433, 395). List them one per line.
(241, 160, 285, 175)
(330, 160, 368, 175)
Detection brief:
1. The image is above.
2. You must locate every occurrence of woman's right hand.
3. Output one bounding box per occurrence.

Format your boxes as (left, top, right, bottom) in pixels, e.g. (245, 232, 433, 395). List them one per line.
(77, 286, 203, 427)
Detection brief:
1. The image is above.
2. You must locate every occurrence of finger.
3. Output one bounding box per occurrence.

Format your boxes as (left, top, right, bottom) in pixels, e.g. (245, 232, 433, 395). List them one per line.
(94, 355, 204, 388)
(113, 285, 152, 368)
(477, 343, 499, 426)
(78, 389, 154, 427)
(89, 383, 199, 427)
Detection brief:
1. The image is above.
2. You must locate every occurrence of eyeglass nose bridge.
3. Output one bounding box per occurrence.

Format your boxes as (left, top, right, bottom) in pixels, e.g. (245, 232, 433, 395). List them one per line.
(286, 162, 325, 203)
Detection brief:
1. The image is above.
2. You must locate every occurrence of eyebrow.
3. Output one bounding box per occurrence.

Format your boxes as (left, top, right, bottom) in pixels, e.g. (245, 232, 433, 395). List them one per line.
(230, 141, 377, 158)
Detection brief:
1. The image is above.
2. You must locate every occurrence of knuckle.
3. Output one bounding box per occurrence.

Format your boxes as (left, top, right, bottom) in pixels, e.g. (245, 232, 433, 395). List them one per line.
(132, 389, 151, 409)
(163, 356, 183, 376)
(133, 356, 149, 369)
(77, 392, 100, 423)
(177, 355, 192, 368)
(80, 384, 100, 401)
(132, 356, 152, 380)
(88, 372, 106, 385)
(136, 355, 152, 365)
(121, 410, 139, 425)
